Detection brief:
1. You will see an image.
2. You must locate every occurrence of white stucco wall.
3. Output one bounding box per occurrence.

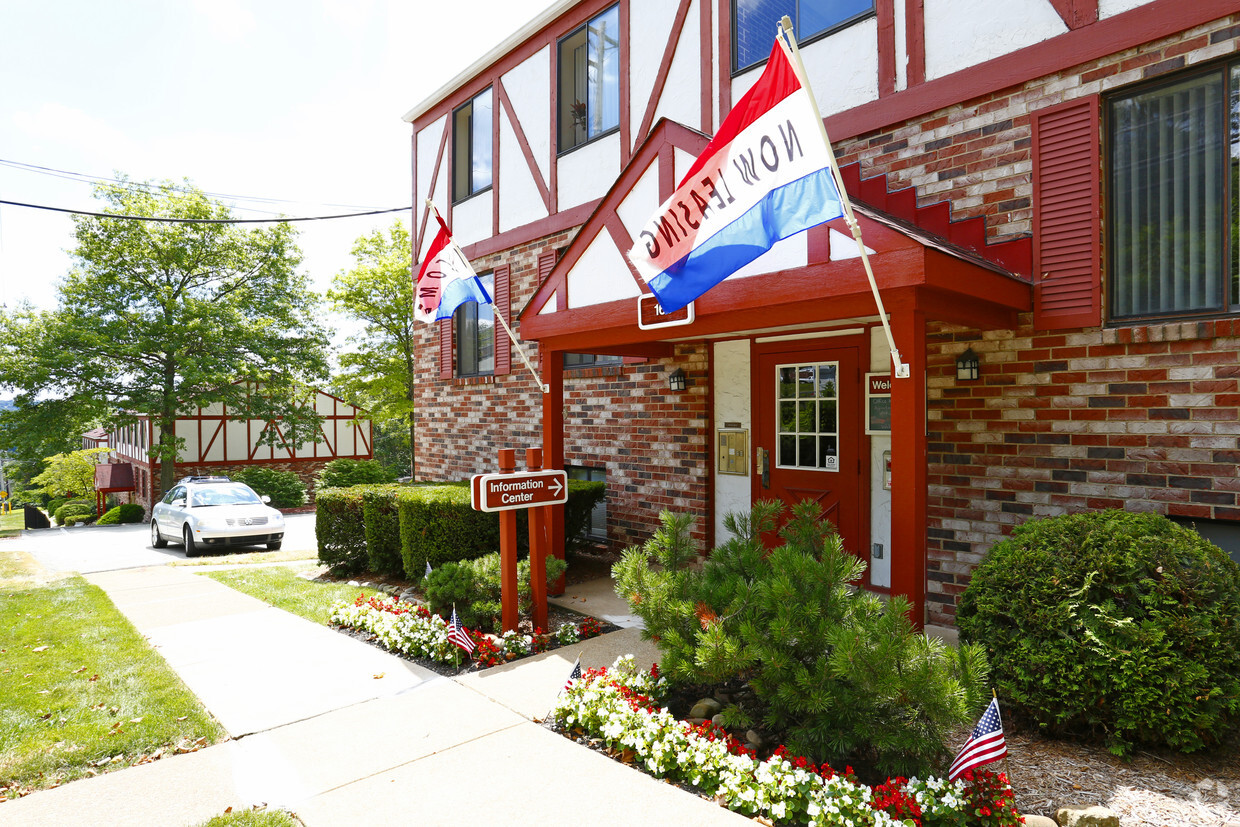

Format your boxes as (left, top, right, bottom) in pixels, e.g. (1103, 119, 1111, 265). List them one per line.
(451, 191, 492, 249)
(629, 0, 685, 143)
(566, 231, 642, 308)
(557, 132, 621, 211)
(499, 112, 550, 233)
(1099, 0, 1153, 18)
(923, 0, 1067, 81)
(868, 327, 892, 589)
(503, 46, 551, 185)
(713, 339, 752, 543)
(416, 115, 447, 220)
(651, 0, 703, 132)
(615, 161, 660, 241)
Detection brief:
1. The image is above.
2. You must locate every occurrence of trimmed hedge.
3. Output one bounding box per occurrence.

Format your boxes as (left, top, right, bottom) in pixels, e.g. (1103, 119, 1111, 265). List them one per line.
(54, 499, 95, 526)
(315, 487, 369, 574)
(957, 509, 1240, 756)
(97, 503, 146, 525)
(315, 479, 607, 580)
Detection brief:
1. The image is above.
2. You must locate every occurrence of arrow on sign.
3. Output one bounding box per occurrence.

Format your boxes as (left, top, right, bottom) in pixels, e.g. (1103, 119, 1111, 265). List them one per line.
(548, 476, 563, 497)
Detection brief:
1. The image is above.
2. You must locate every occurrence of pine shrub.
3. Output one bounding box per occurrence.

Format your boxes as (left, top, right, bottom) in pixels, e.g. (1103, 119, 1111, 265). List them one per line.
(614, 500, 989, 778)
(957, 509, 1240, 756)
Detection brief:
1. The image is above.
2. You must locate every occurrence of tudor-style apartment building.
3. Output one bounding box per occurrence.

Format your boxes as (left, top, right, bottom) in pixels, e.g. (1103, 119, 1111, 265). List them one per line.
(406, 0, 1240, 628)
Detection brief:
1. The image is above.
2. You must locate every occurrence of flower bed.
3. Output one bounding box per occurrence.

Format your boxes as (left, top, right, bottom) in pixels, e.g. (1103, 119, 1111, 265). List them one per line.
(328, 594, 606, 670)
(553, 656, 1023, 827)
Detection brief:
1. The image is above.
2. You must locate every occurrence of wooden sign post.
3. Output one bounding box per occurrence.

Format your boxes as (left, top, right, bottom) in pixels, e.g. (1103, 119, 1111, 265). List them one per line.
(471, 448, 568, 632)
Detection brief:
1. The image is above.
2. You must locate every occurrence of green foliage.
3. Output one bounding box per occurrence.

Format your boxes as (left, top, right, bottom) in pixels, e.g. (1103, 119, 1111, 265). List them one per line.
(0, 176, 331, 494)
(462, 552, 569, 631)
(957, 509, 1240, 756)
(615, 501, 988, 778)
(422, 562, 481, 626)
(361, 486, 407, 577)
(397, 483, 499, 578)
(31, 447, 112, 500)
(563, 480, 606, 552)
(314, 487, 369, 574)
(47, 497, 69, 518)
(328, 222, 417, 480)
(54, 499, 95, 526)
(230, 467, 306, 508)
(318, 458, 396, 489)
(96, 503, 146, 525)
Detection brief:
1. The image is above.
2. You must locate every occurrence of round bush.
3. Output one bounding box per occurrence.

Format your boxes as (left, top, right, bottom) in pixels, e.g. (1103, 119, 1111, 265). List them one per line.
(54, 500, 95, 526)
(317, 458, 395, 489)
(230, 467, 306, 508)
(97, 503, 146, 525)
(957, 509, 1240, 756)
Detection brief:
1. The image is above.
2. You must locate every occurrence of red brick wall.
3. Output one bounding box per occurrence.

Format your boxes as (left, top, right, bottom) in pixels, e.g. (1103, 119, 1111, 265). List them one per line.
(925, 317, 1240, 626)
(413, 229, 711, 552)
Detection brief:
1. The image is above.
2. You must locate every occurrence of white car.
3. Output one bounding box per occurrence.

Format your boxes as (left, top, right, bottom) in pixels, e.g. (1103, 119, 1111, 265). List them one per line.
(151, 476, 285, 557)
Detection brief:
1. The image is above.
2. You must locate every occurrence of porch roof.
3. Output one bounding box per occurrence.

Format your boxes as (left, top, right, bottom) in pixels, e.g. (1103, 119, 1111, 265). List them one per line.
(518, 119, 1032, 355)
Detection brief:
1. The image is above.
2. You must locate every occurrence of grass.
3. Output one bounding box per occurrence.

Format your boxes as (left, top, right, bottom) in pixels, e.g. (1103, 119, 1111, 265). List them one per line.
(0, 576, 227, 799)
(201, 564, 382, 626)
(0, 508, 24, 538)
(171, 548, 318, 567)
(195, 808, 302, 826)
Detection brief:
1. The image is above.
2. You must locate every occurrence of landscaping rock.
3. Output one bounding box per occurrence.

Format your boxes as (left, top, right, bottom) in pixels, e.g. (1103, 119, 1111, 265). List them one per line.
(746, 729, 763, 749)
(711, 714, 724, 726)
(690, 698, 722, 719)
(1021, 815, 1056, 827)
(684, 717, 709, 726)
(1055, 805, 1119, 827)
(347, 580, 361, 587)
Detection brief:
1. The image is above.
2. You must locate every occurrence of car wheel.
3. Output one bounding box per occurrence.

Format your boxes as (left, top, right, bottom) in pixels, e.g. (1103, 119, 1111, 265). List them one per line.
(183, 525, 198, 558)
(151, 519, 167, 549)
(266, 541, 282, 551)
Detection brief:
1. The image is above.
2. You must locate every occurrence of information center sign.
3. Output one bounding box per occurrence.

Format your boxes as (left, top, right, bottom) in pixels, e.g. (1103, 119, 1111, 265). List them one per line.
(471, 470, 569, 512)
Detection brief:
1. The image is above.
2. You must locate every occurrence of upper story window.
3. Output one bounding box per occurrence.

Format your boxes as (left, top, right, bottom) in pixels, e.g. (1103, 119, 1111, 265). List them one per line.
(733, 0, 875, 73)
(564, 353, 623, 368)
(455, 271, 494, 377)
(1107, 61, 1239, 322)
(453, 88, 493, 202)
(558, 5, 620, 152)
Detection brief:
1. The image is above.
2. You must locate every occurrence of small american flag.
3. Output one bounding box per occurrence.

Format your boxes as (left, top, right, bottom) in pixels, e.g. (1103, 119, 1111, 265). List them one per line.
(425, 560, 433, 578)
(447, 606, 474, 654)
(562, 656, 582, 692)
(948, 696, 1007, 781)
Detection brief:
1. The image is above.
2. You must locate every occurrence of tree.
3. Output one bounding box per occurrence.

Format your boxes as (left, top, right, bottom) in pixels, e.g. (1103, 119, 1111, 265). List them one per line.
(31, 447, 113, 500)
(0, 177, 332, 493)
(327, 222, 417, 479)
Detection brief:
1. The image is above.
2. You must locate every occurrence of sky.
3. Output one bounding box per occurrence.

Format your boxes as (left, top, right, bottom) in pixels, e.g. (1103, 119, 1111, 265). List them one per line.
(0, 0, 552, 322)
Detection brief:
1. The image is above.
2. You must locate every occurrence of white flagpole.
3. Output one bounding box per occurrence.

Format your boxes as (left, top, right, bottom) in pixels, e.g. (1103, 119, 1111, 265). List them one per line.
(425, 200, 550, 393)
(776, 18, 910, 379)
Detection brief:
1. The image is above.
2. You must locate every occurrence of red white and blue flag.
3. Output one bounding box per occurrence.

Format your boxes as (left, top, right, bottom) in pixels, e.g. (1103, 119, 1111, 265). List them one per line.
(627, 34, 845, 313)
(447, 606, 475, 655)
(415, 213, 492, 324)
(947, 697, 1007, 781)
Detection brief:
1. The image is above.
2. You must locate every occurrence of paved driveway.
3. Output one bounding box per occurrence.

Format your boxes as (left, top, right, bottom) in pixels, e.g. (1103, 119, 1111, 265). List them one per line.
(1, 512, 319, 574)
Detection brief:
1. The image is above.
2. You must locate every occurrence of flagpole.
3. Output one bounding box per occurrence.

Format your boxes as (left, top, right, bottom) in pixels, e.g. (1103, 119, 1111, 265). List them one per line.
(776, 18, 910, 379)
(425, 199, 550, 393)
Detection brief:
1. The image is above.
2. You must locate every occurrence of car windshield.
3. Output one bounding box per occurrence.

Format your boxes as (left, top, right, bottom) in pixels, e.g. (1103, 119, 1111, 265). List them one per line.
(189, 485, 262, 508)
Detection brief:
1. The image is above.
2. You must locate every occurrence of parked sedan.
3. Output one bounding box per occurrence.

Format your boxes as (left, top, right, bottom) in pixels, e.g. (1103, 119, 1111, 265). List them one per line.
(151, 476, 285, 556)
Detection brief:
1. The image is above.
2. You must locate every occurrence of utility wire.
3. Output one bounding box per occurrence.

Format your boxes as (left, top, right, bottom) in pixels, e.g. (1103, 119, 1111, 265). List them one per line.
(0, 198, 410, 224)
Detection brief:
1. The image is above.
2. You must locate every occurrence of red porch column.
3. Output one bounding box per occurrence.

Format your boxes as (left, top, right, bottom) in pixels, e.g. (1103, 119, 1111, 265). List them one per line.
(541, 346, 567, 595)
(888, 305, 927, 628)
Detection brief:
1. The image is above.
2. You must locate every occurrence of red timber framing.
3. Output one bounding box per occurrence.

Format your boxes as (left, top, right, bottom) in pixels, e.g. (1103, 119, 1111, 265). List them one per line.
(519, 119, 1033, 626)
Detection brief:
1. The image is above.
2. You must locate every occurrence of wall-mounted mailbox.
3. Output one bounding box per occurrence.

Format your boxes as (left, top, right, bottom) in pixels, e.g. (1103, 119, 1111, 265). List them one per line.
(717, 429, 749, 476)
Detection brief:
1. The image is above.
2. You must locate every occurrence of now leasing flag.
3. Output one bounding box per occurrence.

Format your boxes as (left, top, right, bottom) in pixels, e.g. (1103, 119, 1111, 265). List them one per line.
(415, 213, 492, 324)
(627, 34, 845, 314)
(947, 697, 1007, 781)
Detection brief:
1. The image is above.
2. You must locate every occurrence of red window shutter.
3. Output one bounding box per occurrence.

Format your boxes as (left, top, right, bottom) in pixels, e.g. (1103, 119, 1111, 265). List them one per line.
(1032, 96, 1100, 331)
(537, 250, 557, 283)
(494, 264, 511, 375)
(437, 318, 453, 380)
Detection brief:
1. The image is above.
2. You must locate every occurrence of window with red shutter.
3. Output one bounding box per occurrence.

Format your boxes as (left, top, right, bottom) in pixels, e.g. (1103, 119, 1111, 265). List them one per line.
(494, 265, 511, 375)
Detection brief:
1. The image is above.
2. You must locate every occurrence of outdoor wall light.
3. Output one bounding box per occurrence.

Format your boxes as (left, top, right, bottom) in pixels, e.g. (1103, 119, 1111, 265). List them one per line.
(668, 368, 688, 392)
(955, 347, 980, 382)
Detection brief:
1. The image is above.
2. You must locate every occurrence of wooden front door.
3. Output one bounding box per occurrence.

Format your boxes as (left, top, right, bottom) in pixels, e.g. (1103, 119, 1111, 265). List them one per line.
(752, 338, 864, 562)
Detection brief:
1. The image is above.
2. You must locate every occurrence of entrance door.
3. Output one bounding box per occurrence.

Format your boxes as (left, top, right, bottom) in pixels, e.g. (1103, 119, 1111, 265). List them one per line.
(753, 339, 863, 564)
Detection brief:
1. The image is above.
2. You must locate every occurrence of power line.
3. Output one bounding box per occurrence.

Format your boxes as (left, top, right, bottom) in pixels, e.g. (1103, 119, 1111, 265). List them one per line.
(0, 157, 383, 211)
(0, 198, 410, 224)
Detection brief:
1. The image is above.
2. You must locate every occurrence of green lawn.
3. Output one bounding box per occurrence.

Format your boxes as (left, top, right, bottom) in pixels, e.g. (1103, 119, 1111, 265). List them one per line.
(0, 508, 24, 538)
(202, 564, 382, 626)
(0, 576, 227, 799)
(195, 808, 302, 827)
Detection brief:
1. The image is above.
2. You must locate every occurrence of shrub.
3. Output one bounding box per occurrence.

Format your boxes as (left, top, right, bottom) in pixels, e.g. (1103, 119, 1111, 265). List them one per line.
(614, 501, 988, 778)
(422, 562, 481, 627)
(315, 487, 369, 574)
(563, 480, 606, 552)
(96, 503, 146, 525)
(397, 483, 500, 578)
(957, 509, 1240, 756)
(361, 486, 408, 577)
(317, 458, 395, 489)
(54, 499, 95, 526)
(230, 467, 306, 508)
(47, 497, 68, 519)
(462, 552, 569, 631)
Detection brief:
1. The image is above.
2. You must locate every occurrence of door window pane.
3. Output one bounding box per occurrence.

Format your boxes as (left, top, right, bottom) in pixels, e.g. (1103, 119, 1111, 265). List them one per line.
(774, 361, 839, 471)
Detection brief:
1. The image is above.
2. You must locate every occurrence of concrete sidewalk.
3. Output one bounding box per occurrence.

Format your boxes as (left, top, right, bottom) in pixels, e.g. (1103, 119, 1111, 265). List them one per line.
(2, 566, 749, 826)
